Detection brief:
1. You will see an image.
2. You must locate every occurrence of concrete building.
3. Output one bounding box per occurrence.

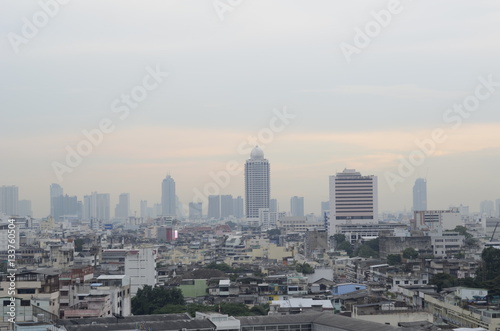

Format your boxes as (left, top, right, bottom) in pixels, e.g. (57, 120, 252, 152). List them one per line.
(196, 312, 239, 331)
(412, 178, 427, 212)
(101, 248, 157, 296)
(0, 270, 60, 322)
(52, 194, 80, 221)
(329, 169, 378, 237)
(278, 216, 324, 233)
(413, 208, 461, 232)
(269, 298, 334, 315)
(290, 196, 304, 217)
(238, 312, 398, 331)
(161, 175, 176, 217)
(189, 202, 203, 220)
(245, 146, 270, 219)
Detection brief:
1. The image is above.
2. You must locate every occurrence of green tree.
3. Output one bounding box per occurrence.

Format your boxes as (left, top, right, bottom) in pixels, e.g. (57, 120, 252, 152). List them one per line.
(132, 286, 185, 315)
(429, 273, 458, 292)
(387, 254, 402, 265)
(477, 247, 500, 283)
(337, 241, 353, 256)
(356, 245, 377, 258)
(402, 247, 418, 259)
(451, 226, 472, 239)
(333, 234, 346, 248)
(295, 262, 314, 274)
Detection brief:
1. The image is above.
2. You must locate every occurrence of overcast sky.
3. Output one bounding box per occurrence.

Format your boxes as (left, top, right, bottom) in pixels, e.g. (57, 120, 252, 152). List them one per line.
(2, 0, 500, 218)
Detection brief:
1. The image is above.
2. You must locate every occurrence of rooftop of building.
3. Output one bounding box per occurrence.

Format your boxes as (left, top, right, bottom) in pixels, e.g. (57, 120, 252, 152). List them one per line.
(238, 311, 398, 331)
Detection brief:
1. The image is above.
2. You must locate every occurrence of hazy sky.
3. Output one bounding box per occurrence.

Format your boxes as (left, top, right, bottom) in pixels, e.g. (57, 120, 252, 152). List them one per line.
(2, 0, 500, 218)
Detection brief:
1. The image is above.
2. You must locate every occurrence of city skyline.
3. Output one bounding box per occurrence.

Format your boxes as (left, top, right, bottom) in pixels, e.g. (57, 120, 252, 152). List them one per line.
(2, 1, 500, 217)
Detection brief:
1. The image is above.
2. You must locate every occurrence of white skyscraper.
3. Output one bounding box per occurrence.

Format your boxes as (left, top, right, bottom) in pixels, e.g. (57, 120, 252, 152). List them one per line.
(161, 175, 176, 217)
(245, 146, 270, 219)
(329, 169, 378, 237)
(290, 196, 304, 217)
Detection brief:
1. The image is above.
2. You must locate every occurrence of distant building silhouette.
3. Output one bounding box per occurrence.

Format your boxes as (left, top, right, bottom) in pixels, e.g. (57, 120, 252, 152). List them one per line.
(161, 175, 176, 217)
(290, 196, 304, 217)
(0, 185, 19, 216)
(413, 178, 427, 212)
(115, 193, 130, 218)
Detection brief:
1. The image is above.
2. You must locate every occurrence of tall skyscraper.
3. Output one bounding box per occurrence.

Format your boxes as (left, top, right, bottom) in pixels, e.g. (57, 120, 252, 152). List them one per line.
(496, 199, 500, 217)
(290, 196, 304, 217)
(83, 192, 110, 221)
(269, 198, 278, 213)
(50, 183, 63, 216)
(329, 169, 378, 236)
(115, 193, 130, 218)
(245, 146, 270, 218)
(220, 195, 234, 218)
(413, 178, 427, 212)
(233, 196, 244, 219)
(207, 195, 221, 219)
(161, 175, 176, 217)
(52, 194, 80, 221)
(0, 185, 19, 216)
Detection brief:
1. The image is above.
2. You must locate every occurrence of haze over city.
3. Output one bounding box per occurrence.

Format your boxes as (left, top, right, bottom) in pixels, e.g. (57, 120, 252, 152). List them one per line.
(2, 0, 500, 217)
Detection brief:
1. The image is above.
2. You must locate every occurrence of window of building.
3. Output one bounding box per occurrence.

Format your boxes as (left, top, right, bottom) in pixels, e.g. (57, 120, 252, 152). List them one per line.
(3, 300, 11, 306)
(18, 288, 36, 294)
(20, 300, 30, 306)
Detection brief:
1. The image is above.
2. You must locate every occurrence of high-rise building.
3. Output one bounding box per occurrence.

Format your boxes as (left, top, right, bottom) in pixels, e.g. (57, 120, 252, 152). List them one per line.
(0, 185, 19, 216)
(245, 146, 270, 218)
(161, 175, 176, 217)
(189, 202, 203, 220)
(221, 195, 234, 218)
(233, 196, 244, 219)
(52, 194, 80, 221)
(413, 178, 427, 212)
(496, 199, 500, 217)
(18, 200, 32, 218)
(329, 169, 378, 237)
(115, 193, 130, 218)
(480, 200, 495, 217)
(83, 192, 110, 221)
(270, 199, 278, 213)
(290, 196, 304, 217)
(50, 183, 63, 216)
(208, 195, 221, 219)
